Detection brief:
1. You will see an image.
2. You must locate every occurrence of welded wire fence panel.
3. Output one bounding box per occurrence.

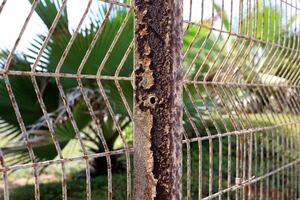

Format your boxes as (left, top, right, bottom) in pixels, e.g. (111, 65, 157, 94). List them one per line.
(0, 0, 300, 200)
(0, 0, 134, 199)
(182, 0, 300, 199)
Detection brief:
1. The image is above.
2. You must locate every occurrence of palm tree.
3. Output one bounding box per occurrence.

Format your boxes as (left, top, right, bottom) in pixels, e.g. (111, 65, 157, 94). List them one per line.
(0, 0, 133, 174)
(0, 0, 296, 178)
(1, 2, 299, 198)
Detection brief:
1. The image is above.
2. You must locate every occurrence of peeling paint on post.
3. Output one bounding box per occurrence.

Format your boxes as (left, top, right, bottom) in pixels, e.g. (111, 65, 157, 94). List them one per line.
(134, 0, 183, 199)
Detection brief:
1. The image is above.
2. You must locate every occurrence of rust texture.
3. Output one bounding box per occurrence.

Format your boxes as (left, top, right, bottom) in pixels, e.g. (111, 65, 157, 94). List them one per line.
(134, 0, 183, 199)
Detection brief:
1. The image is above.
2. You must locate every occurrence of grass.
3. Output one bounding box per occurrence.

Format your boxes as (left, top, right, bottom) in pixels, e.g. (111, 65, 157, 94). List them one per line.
(3, 113, 300, 199)
(9, 174, 128, 200)
(7, 143, 297, 200)
(4, 144, 202, 200)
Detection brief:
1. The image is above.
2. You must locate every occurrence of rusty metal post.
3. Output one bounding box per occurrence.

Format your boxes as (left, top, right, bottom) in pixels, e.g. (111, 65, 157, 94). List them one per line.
(134, 0, 183, 199)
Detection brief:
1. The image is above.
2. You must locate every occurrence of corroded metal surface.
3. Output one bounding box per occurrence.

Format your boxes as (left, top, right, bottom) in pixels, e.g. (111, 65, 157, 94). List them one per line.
(1, 0, 300, 199)
(134, 0, 183, 199)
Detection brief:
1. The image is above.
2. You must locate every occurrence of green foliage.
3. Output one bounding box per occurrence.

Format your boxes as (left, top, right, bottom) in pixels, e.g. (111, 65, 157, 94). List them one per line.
(0, 0, 298, 181)
(8, 121, 298, 200)
(9, 174, 128, 200)
(244, 6, 280, 41)
(0, 0, 134, 164)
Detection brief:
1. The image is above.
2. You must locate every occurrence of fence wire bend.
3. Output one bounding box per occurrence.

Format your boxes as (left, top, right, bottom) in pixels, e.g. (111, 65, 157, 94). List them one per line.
(0, 0, 299, 199)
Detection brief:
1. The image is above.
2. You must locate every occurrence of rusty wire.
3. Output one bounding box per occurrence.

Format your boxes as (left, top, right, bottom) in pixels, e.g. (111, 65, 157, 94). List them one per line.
(0, 0, 300, 199)
(183, 0, 300, 199)
(0, 0, 134, 199)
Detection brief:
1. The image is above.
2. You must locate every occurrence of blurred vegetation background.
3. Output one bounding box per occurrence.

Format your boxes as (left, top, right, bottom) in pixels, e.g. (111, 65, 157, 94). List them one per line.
(0, 0, 300, 199)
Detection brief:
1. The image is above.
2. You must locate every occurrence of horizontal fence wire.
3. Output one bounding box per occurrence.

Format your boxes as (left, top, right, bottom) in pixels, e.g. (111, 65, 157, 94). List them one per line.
(0, 0, 299, 199)
(182, 0, 300, 199)
(0, 0, 134, 199)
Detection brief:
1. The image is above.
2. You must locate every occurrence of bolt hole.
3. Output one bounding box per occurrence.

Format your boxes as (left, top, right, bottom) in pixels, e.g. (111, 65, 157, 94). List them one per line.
(149, 96, 156, 105)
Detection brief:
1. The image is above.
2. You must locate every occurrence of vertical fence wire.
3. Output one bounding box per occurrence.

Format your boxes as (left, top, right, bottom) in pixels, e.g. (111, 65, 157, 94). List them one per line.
(183, 0, 300, 199)
(0, 0, 299, 199)
(0, 0, 134, 199)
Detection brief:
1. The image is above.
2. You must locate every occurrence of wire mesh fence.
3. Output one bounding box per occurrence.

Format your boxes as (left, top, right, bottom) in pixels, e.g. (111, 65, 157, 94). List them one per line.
(182, 0, 300, 199)
(0, 0, 299, 199)
(0, 0, 134, 199)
